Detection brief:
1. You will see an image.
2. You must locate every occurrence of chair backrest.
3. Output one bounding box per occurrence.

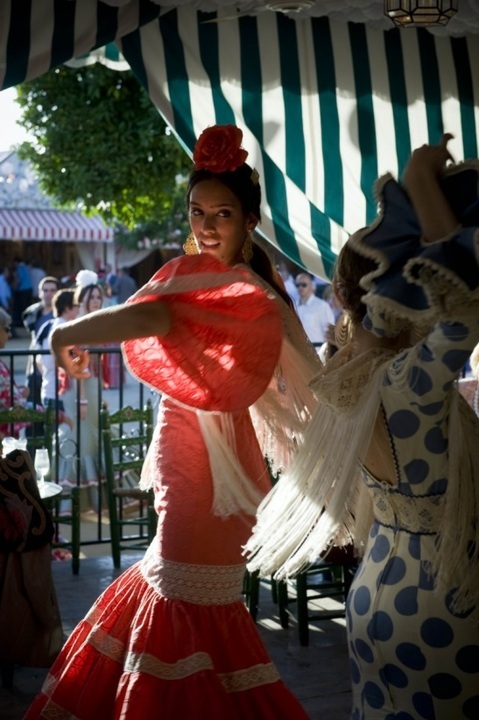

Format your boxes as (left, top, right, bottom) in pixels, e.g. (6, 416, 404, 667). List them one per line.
(100, 400, 155, 569)
(100, 400, 154, 483)
(0, 403, 54, 459)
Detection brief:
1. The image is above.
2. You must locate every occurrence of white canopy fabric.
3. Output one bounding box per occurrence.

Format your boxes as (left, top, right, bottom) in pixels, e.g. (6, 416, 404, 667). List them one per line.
(0, 208, 114, 242)
(1, 0, 478, 278)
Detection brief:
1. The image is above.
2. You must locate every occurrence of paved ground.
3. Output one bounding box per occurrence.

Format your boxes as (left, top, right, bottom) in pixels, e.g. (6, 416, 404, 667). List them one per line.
(0, 551, 352, 720)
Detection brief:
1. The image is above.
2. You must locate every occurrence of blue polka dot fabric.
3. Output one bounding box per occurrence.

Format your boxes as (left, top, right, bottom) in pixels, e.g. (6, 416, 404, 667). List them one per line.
(345, 179, 479, 717)
(348, 515, 479, 717)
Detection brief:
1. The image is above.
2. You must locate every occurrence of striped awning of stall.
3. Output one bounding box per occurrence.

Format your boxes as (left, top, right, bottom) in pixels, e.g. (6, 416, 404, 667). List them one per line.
(1, 1, 478, 278)
(0, 208, 114, 242)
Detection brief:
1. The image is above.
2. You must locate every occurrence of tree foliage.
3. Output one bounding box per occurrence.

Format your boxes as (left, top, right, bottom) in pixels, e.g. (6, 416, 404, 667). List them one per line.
(15, 63, 192, 245)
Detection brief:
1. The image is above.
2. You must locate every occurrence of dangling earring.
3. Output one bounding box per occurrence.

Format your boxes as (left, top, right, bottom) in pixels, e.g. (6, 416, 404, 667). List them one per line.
(242, 234, 253, 263)
(335, 312, 353, 348)
(183, 233, 199, 255)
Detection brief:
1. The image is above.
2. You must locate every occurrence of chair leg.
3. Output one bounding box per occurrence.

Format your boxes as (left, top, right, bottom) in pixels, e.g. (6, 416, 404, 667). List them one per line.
(243, 570, 260, 621)
(296, 573, 310, 647)
(109, 496, 122, 570)
(271, 577, 278, 604)
(277, 580, 289, 629)
(147, 505, 157, 543)
(71, 487, 81, 575)
(343, 563, 356, 598)
(248, 570, 260, 622)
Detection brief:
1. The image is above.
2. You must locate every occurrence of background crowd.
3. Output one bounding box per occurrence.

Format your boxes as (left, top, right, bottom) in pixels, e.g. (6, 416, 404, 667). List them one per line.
(0, 259, 138, 336)
(0, 262, 138, 443)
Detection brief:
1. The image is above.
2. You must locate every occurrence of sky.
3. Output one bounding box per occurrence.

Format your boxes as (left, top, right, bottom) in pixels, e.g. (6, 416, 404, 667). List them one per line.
(0, 86, 31, 151)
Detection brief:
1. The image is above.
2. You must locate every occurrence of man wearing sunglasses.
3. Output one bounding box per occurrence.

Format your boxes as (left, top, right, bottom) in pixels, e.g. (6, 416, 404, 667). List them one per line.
(294, 272, 334, 350)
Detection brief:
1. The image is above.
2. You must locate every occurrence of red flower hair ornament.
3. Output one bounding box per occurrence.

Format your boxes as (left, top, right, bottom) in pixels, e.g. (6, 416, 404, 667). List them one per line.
(193, 124, 249, 174)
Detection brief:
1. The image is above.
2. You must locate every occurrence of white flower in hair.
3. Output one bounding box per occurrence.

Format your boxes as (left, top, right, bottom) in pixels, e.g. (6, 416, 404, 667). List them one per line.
(76, 269, 98, 288)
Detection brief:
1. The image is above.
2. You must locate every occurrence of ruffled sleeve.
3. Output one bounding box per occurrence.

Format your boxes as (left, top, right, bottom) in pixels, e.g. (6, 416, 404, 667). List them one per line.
(350, 162, 479, 337)
(122, 254, 282, 412)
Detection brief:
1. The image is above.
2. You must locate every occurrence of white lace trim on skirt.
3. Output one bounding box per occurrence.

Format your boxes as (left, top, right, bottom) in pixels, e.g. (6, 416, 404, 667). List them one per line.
(140, 546, 246, 605)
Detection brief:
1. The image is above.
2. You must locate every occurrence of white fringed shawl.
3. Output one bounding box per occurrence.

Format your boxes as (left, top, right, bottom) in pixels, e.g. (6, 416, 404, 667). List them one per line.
(245, 344, 392, 578)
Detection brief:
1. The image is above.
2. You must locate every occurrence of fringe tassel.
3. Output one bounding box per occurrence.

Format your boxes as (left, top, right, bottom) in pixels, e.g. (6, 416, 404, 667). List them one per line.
(197, 412, 264, 517)
(249, 338, 320, 475)
(139, 426, 157, 491)
(245, 367, 385, 580)
(433, 393, 479, 620)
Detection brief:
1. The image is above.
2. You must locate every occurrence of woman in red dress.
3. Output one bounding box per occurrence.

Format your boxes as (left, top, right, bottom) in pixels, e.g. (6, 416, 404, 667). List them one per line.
(24, 125, 321, 720)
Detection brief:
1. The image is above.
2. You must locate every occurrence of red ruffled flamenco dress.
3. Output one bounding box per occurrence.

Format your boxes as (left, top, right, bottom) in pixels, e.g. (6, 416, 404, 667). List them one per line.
(25, 254, 311, 720)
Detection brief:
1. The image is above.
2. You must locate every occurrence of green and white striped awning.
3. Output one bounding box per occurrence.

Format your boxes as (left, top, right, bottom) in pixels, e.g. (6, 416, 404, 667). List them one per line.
(2, 1, 478, 279)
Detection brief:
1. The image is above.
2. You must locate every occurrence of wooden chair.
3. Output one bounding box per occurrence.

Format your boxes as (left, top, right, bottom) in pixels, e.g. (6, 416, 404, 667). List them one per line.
(242, 459, 357, 642)
(100, 400, 155, 569)
(0, 402, 54, 457)
(0, 403, 81, 574)
(49, 483, 81, 575)
(276, 547, 357, 646)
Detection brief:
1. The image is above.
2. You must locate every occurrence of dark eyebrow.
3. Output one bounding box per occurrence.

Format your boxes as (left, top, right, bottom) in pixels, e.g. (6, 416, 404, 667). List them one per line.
(189, 201, 236, 208)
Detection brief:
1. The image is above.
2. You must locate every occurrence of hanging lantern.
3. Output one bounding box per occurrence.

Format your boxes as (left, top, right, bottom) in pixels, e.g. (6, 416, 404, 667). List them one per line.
(384, 0, 458, 27)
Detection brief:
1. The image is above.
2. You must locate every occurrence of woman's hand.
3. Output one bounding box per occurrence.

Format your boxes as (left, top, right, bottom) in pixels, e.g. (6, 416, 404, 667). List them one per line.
(51, 327, 91, 377)
(54, 344, 92, 380)
(402, 133, 459, 243)
(403, 133, 454, 186)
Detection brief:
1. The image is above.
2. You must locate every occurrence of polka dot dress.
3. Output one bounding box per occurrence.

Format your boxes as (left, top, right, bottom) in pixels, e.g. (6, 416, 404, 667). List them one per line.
(346, 320, 479, 719)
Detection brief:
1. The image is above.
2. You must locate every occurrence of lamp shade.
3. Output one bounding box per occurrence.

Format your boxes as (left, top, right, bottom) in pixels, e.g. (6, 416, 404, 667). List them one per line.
(384, 0, 458, 27)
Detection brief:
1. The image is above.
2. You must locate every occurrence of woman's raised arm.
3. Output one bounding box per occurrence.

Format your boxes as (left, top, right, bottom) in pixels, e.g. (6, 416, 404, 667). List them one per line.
(50, 300, 171, 379)
(402, 133, 459, 243)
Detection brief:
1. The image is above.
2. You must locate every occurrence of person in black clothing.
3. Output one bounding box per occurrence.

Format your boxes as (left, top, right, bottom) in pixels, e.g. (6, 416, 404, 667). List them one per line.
(22, 276, 59, 406)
